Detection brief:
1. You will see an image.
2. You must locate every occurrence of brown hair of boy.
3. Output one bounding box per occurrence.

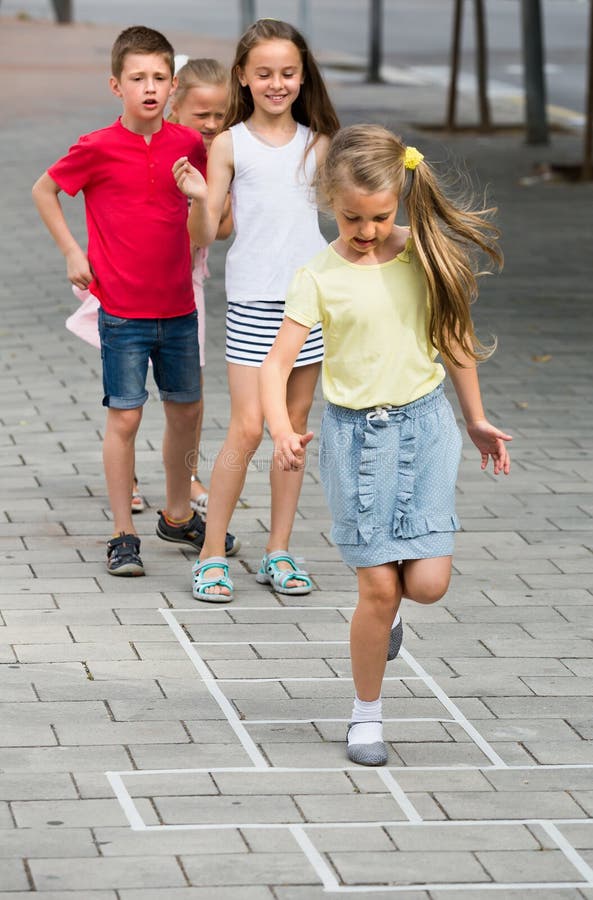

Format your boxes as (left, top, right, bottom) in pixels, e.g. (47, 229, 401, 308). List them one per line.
(111, 25, 175, 80)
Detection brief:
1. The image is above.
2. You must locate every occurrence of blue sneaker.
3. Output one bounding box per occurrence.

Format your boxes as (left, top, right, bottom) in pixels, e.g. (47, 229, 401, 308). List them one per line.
(106, 533, 144, 577)
(156, 511, 240, 557)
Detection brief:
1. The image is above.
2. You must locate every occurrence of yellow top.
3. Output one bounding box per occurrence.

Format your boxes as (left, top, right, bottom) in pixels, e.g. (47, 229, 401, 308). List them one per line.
(284, 239, 445, 410)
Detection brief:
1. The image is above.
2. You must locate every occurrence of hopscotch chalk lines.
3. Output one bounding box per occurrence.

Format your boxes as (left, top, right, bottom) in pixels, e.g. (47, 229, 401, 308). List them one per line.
(107, 605, 593, 893)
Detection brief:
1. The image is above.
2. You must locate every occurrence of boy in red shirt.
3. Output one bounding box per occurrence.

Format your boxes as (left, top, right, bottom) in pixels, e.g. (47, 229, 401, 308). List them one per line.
(32, 26, 231, 575)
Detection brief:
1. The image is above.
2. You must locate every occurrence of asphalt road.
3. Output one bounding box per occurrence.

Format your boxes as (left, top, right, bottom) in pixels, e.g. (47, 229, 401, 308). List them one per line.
(1, 0, 588, 113)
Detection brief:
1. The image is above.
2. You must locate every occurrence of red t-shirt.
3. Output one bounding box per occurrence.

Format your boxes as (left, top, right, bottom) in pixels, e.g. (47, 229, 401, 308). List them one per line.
(48, 118, 207, 318)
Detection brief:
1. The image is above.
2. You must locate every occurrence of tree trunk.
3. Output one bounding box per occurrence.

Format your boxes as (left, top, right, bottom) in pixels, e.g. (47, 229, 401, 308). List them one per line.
(51, 0, 72, 23)
(446, 0, 464, 129)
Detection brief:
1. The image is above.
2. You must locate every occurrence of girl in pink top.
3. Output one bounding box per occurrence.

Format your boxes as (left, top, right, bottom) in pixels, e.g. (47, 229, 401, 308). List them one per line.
(169, 57, 232, 519)
(66, 56, 232, 519)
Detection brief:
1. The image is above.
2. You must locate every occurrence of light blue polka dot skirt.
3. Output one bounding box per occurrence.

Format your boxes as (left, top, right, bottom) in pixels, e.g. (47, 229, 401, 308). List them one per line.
(319, 384, 462, 568)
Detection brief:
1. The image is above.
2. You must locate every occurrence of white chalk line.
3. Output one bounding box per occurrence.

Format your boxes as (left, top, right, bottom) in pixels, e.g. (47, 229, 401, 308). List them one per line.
(326, 884, 590, 893)
(107, 608, 593, 893)
(100, 814, 593, 832)
(188, 636, 350, 647)
(400, 646, 507, 768)
(540, 820, 593, 885)
(171, 606, 507, 768)
(114, 763, 593, 777)
(200, 676, 423, 683)
(244, 717, 455, 724)
(159, 607, 267, 769)
(105, 771, 146, 831)
(377, 768, 423, 824)
(289, 824, 341, 891)
(107, 764, 593, 891)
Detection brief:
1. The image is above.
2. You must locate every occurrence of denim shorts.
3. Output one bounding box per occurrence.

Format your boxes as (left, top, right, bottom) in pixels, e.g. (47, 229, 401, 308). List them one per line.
(319, 384, 462, 568)
(98, 309, 201, 409)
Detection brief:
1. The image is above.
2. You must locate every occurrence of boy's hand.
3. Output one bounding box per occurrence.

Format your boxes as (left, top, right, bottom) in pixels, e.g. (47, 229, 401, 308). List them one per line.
(172, 157, 207, 200)
(467, 419, 512, 475)
(274, 431, 314, 471)
(65, 246, 93, 290)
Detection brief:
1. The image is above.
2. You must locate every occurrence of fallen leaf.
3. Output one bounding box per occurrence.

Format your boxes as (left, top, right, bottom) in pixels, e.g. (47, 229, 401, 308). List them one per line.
(531, 354, 552, 363)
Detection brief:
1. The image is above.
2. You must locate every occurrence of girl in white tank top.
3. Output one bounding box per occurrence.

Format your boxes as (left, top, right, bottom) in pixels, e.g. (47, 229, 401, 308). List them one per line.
(173, 19, 339, 603)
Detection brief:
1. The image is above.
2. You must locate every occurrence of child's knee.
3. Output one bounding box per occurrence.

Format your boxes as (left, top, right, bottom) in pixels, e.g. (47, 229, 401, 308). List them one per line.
(166, 400, 200, 429)
(107, 406, 142, 438)
(408, 576, 450, 605)
(230, 420, 264, 453)
(358, 586, 398, 621)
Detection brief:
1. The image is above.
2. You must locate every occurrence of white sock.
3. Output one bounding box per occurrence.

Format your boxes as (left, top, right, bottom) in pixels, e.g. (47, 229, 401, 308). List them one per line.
(349, 696, 383, 745)
(392, 611, 401, 629)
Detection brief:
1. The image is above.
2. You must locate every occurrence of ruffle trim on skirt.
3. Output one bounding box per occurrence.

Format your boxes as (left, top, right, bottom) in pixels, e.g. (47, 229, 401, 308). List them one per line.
(331, 410, 460, 547)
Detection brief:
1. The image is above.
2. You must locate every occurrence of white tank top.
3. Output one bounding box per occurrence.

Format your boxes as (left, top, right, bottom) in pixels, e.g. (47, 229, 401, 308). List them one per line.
(225, 121, 327, 303)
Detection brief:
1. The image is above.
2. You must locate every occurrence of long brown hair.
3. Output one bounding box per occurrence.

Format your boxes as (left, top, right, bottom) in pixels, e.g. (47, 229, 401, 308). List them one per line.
(317, 125, 502, 366)
(222, 18, 339, 153)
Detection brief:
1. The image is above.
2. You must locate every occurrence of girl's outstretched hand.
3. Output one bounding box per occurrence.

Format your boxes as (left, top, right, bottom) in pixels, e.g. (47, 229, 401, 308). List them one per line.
(172, 157, 207, 200)
(467, 419, 512, 475)
(274, 431, 314, 472)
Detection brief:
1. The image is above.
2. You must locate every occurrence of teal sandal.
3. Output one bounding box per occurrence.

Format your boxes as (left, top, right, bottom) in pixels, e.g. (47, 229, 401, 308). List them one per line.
(255, 551, 312, 596)
(192, 556, 234, 603)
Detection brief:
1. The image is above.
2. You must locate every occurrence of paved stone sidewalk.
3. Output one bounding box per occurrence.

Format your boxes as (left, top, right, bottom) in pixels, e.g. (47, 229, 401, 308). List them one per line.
(1, 14, 593, 900)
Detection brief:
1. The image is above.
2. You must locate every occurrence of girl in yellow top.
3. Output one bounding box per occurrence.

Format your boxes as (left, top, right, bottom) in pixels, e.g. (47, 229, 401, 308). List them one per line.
(261, 125, 511, 767)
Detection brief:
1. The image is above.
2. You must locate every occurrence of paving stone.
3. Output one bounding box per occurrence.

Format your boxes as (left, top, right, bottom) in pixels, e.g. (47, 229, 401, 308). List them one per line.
(0, 894, 117, 900)
(128, 743, 253, 769)
(409, 675, 534, 697)
(0, 773, 78, 800)
(485, 697, 593, 718)
(34, 679, 166, 702)
(29, 856, 186, 891)
(181, 851, 318, 886)
(330, 848, 490, 885)
(387, 822, 539, 852)
(0, 826, 97, 858)
(3, 607, 120, 625)
(459, 717, 581, 743)
(0, 745, 133, 773)
(69, 625, 178, 642)
(94, 826, 247, 856)
(446, 657, 572, 676)
(86, 660, 197, 679)
(433, 790, 587, 821)
(523, 743, 593, 766)
(118, 889, 272, 899)
(15, 641, 140, 663)
(14, 797, 159, 829)
(54, 721, 191, 746)
(274, 890, 427, 900)
(429, 891, 583, 900)
(476, 848, 580, 883)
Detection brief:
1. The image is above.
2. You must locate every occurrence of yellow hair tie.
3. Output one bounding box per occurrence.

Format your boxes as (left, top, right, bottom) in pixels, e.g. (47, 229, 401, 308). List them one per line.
(404, 146, 424, 170)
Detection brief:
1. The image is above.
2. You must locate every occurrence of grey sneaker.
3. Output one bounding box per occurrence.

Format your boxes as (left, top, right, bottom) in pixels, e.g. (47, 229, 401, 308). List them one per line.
(346, 722, 388, 767)
(387, 617, 403, 661)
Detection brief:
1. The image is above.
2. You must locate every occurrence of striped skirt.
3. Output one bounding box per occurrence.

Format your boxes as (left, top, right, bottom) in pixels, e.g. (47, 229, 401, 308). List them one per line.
(225, 301, 324, 368)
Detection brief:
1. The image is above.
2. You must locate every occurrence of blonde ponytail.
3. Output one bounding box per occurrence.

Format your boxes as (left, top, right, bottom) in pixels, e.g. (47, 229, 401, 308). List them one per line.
(405, 161, 502, 366)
